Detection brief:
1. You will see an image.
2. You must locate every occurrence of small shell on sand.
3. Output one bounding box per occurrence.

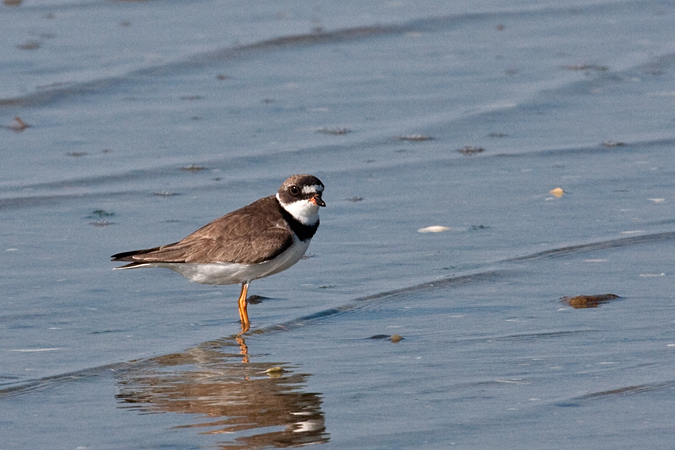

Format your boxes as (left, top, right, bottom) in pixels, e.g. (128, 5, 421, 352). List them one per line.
(418, 226, 450, 233)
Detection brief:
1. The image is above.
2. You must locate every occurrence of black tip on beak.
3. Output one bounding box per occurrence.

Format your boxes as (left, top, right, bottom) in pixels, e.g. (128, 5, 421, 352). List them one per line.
(311, 195, 326, 207)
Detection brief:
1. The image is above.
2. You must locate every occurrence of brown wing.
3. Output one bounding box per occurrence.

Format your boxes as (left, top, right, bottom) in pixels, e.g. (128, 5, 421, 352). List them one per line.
(111, 196, 294, 265)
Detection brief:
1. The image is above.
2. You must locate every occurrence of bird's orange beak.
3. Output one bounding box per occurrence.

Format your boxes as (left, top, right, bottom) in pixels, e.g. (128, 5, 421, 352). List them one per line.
(311, 195, 326, 207)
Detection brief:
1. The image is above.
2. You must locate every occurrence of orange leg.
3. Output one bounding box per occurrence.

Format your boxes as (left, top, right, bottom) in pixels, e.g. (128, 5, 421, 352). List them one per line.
(237, 282, 250, 333)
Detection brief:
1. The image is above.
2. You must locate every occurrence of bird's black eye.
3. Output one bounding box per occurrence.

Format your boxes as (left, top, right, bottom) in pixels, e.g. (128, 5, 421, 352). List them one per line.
(289, 186, 300, 196)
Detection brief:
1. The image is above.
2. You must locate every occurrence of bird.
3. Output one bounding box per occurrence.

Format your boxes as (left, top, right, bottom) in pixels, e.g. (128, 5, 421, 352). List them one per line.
(111, 174, 325, 332)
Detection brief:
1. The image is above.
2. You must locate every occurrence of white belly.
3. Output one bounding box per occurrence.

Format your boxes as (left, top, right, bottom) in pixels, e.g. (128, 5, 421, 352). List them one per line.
(152, 237, 311, 285)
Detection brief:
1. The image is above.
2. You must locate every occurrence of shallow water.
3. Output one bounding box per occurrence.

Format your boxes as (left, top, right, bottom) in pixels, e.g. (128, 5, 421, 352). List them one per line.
(2, 0, 675, 448)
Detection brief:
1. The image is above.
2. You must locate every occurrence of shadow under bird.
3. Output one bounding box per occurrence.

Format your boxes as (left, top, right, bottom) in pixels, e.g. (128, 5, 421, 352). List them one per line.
(111, 174, 325, 332)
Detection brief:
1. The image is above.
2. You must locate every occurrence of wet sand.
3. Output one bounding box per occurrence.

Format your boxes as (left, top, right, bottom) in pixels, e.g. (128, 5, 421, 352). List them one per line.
(2, 0, 675, 448)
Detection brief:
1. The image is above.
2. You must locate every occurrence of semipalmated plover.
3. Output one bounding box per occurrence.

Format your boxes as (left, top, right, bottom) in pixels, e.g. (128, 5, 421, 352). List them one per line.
(112, 174, 325, 332)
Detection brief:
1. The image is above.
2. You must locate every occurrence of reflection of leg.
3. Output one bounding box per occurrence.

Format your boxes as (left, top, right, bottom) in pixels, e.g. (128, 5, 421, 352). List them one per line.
(236, 336, 249, 364)
(238, 282, 250, 333)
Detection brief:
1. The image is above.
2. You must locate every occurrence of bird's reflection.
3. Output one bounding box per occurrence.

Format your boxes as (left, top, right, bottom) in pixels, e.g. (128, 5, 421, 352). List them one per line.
(115, 336, 329, 449)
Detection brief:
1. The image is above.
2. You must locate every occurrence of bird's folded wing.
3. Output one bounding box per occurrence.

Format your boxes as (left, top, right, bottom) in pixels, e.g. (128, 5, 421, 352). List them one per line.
(151, 226, 293, 265)
(113, 197, 294, 265)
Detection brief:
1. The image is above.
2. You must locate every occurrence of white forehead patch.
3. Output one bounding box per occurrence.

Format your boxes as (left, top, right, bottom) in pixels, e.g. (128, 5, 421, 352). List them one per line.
(302, 185, 323, 194)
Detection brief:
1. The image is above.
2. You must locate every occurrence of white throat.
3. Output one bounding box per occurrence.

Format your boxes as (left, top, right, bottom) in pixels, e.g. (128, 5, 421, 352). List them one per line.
(277, 194, 320, 226)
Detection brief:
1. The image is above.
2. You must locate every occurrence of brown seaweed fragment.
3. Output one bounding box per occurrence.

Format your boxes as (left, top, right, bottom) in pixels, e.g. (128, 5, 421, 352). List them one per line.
(2, 117, 30, 132)
(396, 134, 433, 141)
(181, 164, 206, 172)
(562, 64, 608, 72)
(317, 127, 351, 135)
(457, 146, 484, 155)
(368, 334, 404, 343)
(562, 294, 620, 309)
